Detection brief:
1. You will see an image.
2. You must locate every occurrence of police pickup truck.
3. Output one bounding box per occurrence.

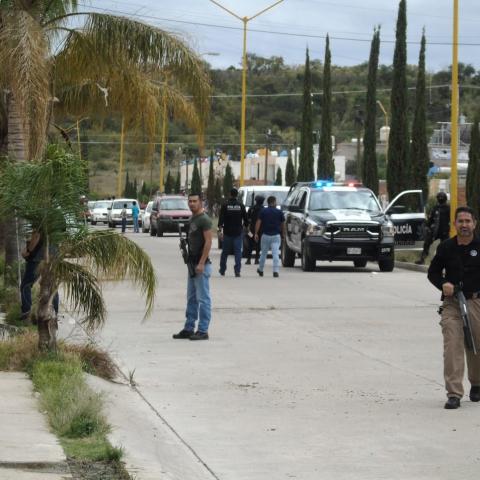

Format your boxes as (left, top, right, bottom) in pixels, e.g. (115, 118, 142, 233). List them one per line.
(281, 182, 425, 272)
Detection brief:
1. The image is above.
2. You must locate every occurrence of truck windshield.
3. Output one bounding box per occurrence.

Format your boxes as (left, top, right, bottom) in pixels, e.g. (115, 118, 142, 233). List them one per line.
(309, 191, 381, 212)
(160, 199, 189, 210)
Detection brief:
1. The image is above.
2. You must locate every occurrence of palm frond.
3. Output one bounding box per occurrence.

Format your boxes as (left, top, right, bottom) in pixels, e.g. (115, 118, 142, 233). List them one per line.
(0, 8, 50, 160)
(52, 259, 106, 330)
(61, 230, 156, 319)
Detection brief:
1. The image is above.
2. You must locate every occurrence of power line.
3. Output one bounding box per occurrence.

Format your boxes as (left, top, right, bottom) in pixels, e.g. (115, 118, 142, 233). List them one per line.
(77, 4, 480, 47)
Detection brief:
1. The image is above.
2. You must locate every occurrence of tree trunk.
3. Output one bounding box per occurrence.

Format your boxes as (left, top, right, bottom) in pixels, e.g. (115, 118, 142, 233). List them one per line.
(5, 95, 28, 286)
(36, 270, 57, 352)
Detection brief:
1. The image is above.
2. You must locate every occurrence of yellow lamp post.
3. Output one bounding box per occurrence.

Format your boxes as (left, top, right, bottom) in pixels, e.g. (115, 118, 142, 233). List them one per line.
(376, 100, 389, 165)
(450, 0, 459, 237)
(209, 0, 284, 186)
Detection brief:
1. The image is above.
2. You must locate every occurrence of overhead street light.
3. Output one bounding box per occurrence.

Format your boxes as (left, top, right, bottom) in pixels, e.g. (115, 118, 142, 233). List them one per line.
(209, 0, 284, 186)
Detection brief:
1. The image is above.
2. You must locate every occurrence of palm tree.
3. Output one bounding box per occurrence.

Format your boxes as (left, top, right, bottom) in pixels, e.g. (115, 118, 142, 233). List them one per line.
(0, 145, 156, 351)
(0, 2, 211, 272)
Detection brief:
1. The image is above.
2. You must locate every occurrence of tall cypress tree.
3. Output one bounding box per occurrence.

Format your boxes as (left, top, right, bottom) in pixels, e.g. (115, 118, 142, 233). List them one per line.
(206, 151, 216, 213)
(175, 171, 181, 193)
(318, 35, 334, 180)
(387, 0, 409, 200)
(410, 30, 429, 199)
(223, 163, 234, 195)
(165, 171, 173, 194)
(275, 166, 283, 186)
(191, 159, 202, 194)
(214, 176, 222, 207)
(123, 170, 130, 197)
(285, 152, 296, 186)
(297, 48, 314, 181)
(467, 118, 480, 219)
(362, 28, 381, 195)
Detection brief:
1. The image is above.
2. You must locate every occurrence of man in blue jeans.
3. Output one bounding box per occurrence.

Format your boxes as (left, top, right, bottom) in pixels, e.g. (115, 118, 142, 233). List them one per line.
(218, 188, 248, 277)
(255, 196, 285, 278)
(132, 200, 140, 233)
(173, 193, 213, 341)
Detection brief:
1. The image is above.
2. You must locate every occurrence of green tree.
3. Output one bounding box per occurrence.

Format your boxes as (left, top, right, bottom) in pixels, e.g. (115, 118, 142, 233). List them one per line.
(467, 118, 480, 219)
(214, 177, 222, 209)
(191, 159, 202, 194)
(133, 177, 138, 198)
(0, 146, 156, 351)
(410, 31, 429, 199)
(0, 1, 211, 271)
(362, 28, 381, 195)
(164, 171, 173, 194)
(175, 171, 181, 193)
(123, 170, 131, 197)
(206, 151, 215, 213)
(275, 166, 283, 185)
(298, 49, 314, 181)
(223, 163, 234, 196)
(285, 152, 296, 186)
(387, 0, 410, 200)
(318, 35, 334, 179)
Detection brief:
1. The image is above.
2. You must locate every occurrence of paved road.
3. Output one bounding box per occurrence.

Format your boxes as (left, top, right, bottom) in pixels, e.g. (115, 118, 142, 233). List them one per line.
(79, 230, 480, 480)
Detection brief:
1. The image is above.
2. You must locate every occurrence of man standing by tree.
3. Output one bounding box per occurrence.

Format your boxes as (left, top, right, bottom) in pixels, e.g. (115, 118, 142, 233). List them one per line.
(173, 193, 213, 341)
(218, 188, 248, 277)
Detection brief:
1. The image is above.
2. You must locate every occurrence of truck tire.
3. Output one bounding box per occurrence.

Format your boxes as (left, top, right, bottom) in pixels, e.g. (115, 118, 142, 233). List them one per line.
(91, 221, 97, 226)
(353, 259, 367, 268)
(379, 257, 394, 272)
(156, 227, 164, 237)
(281, 240, 296, 267)
(301, 240, 315, 272)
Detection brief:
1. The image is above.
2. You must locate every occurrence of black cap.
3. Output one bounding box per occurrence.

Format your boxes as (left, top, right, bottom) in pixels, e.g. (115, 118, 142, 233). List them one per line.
(436, 191, 447, 203)
(230, 188, 238, 197)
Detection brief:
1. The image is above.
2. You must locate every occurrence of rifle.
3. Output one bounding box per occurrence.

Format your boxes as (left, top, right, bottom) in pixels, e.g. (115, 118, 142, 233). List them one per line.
(179, 223, 196, 278)
(455, 286, 477, 355)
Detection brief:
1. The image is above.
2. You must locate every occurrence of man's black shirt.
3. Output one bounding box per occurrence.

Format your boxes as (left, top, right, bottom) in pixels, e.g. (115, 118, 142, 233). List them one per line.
(218, 198, 248, 237)
(428, 236, 480, 294)
(427, 203, 450, 240)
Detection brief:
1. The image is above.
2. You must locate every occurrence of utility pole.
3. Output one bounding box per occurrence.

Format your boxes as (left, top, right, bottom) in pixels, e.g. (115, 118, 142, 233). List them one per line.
(450, 0, 459, 236)
(209, 0, 284, 186)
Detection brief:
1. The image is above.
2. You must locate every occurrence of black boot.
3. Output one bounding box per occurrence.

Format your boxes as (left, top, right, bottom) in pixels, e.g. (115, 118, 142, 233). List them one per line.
(415, 254, 426, 265)
(245, 259, 251, 265)
(444, 397, 461, 409)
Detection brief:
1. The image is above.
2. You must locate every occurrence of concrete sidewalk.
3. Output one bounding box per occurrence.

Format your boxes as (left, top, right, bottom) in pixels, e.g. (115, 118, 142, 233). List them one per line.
(0, 372, 72, 480)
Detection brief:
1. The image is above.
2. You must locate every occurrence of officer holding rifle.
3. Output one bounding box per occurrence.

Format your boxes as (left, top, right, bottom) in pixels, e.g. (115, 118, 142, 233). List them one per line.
(428, 206, 480, 409)
(173, 193, 213, 341)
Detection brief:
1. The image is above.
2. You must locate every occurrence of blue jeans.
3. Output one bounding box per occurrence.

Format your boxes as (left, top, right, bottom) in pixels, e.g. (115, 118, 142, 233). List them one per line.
(259, 234, 281, 273)
(220, 234, 243, 274)
(133, 216, 139, 233)
(184, 262, 212, 333)
(21, 261, 59, 315)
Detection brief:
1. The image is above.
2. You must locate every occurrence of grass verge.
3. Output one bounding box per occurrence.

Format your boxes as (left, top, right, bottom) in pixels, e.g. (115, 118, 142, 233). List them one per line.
(0, 331, 129, 479)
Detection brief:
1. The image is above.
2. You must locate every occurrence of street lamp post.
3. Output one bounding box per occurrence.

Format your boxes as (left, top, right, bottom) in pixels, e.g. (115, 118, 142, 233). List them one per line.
(210, 0, 284, 186)
(450, 0, 459, 237)
(377, 100, 389, 165)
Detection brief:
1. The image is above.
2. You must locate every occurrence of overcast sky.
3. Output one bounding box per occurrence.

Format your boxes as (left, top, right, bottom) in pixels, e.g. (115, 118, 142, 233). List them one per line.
(87, 0, 480, 72)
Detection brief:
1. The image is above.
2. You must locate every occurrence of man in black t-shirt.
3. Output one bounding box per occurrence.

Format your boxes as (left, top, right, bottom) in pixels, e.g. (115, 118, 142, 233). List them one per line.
(428, 206, 480, 409)
(218, 188, 248, 277)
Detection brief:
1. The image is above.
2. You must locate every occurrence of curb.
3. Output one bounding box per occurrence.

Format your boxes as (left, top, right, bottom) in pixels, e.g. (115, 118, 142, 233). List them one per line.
(394, 261, 428, 273)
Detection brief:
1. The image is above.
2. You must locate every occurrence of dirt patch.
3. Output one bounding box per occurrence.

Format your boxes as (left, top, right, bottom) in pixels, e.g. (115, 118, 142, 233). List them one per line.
(67, 459, 131, 480)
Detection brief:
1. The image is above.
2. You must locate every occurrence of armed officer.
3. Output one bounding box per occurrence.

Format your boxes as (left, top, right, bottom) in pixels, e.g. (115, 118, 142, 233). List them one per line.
(428, 206, 480, 409)
(218, 188, 248, 277)
(416, 191, 450, 264)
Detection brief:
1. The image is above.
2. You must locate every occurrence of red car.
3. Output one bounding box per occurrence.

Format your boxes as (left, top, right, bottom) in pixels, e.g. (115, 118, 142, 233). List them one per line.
(150, 195, 191, 237)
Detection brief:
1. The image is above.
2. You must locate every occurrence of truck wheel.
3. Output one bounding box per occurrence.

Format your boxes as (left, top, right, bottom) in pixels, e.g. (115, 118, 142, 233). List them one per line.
(353, 259, 367, 268)
(379, 257, 394, 272)
(91, 221, 97, 226)
(281, 240, 296, 267)
(156, 227, 164, 237)
(301, 240, 315, 272)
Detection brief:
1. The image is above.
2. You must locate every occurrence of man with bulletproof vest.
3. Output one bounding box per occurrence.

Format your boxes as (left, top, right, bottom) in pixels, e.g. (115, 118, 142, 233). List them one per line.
(428, 206, 480, 409)
(218, 188, 248, 277)
(416, 191, 450, 265)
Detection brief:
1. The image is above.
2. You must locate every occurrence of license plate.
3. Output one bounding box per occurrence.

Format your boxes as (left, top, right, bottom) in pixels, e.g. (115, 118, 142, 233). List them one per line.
(347, 247, 362, 255)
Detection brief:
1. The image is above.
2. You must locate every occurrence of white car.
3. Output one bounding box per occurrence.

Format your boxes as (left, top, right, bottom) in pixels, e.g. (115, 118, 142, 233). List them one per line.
(107, 198, 140, 228)
(90, 200, 112, 225)
(237, 185, 291, 212)
(141, 201, 154, 233)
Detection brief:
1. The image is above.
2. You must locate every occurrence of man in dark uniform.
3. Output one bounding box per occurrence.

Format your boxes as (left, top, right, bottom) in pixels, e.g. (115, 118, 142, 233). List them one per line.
(428, 206, 480, 409)
(416, 191, 450, 264)
(173, 193, 213, 341)
(218, 188, 248, 277)
(245, 195, 265, 265)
